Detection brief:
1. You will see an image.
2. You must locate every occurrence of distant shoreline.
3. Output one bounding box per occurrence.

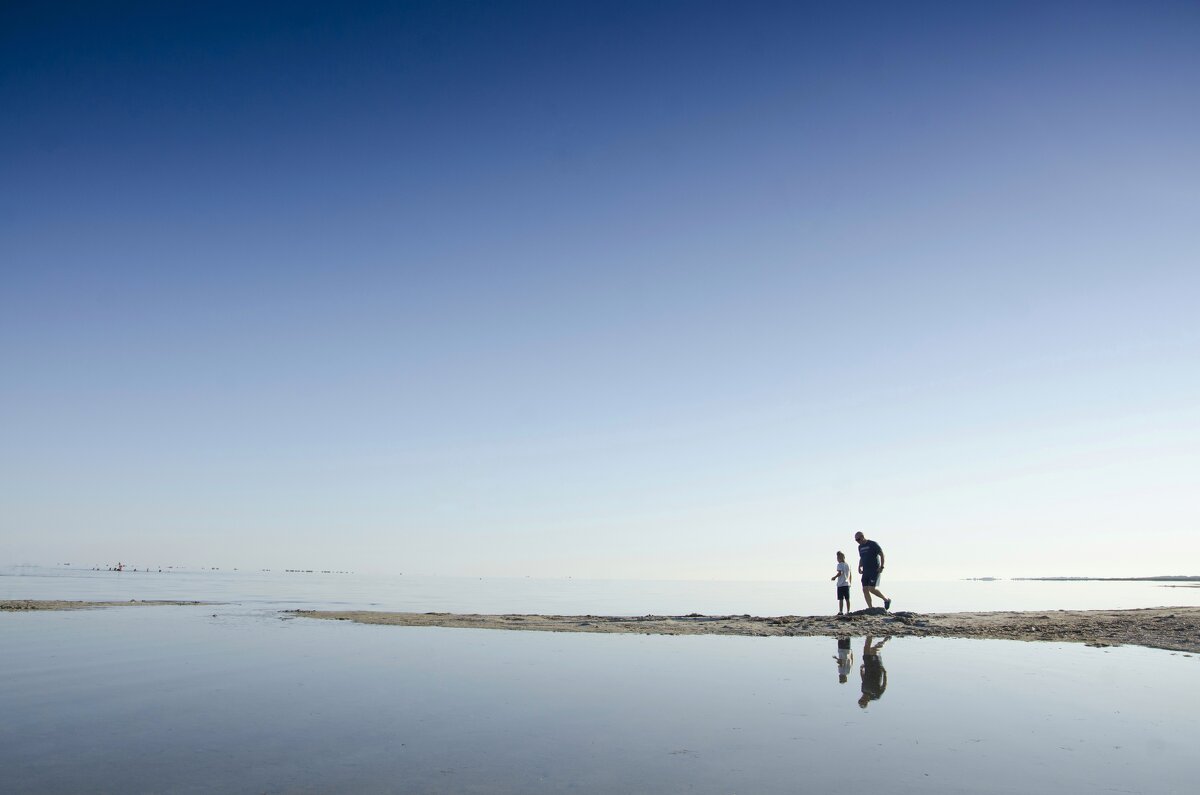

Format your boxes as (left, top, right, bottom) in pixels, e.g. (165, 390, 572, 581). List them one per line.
(286, 606, 1200, 655)
(0, 600, 210, 611)
(1010, 576, 1200, 582)
(962, 576, 1200, 582)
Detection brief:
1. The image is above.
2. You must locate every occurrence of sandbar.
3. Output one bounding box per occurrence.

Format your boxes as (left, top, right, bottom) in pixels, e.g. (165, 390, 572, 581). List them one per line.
(1, 599, 210, 611)
(286, 606, 1200, 654)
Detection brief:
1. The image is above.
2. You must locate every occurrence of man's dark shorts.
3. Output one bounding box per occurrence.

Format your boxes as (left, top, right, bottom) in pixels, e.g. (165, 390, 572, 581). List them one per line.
(837, 585, 850, 600)
(861, 571, 880, 587)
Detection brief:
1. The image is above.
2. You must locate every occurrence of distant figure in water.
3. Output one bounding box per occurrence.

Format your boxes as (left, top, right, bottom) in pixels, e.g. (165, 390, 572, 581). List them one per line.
(831, 551, 852, 615)
(858, 635, 889, 709)
(854, 531, 891, 611)
(834, 637, 853, 683)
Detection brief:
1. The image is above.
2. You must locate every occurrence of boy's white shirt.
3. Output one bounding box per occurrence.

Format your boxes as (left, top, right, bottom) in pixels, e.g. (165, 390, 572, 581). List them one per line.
(836, 561, 850, 587)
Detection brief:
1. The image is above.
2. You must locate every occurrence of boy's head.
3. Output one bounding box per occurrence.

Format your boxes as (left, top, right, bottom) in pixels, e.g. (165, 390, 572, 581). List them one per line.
(836, 551, 845, 561)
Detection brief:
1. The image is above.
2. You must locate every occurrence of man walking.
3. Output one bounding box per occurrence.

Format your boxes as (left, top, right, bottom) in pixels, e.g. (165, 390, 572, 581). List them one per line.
(854, 531, 891, 611)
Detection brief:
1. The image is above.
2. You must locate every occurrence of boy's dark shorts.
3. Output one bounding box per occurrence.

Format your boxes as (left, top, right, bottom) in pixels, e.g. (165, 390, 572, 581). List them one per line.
(861, 571, 880, 587)
(836, 585, 850, 600)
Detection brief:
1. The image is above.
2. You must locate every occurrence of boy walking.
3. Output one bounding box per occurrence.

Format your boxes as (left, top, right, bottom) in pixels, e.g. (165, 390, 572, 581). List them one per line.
(831, 550, 852, 615)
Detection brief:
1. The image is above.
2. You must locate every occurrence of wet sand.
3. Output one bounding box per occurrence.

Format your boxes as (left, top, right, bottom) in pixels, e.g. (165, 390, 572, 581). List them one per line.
(286, 606, 1200, 654)
(1, 599, 209, 611)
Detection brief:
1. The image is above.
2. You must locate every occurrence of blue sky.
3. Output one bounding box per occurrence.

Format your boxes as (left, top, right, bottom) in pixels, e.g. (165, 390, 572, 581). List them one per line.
(3, 1, 1198, 578)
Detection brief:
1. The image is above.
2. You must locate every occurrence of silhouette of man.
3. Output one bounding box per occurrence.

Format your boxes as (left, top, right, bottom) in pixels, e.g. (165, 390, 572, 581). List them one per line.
(854, 531, 891, 611)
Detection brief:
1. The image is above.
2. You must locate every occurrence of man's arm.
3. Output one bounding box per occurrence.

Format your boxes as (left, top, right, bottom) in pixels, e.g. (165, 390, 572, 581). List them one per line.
(878, 549, 885, 570)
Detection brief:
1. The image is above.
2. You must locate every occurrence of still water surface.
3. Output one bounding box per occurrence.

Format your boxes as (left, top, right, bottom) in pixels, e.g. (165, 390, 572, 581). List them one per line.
(2, 568, 1196, 794)
(3, 565, 1198, 615)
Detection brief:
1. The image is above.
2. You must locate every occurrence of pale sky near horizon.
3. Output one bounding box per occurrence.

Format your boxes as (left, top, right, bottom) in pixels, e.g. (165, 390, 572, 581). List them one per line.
(2, 1, 1198, 581)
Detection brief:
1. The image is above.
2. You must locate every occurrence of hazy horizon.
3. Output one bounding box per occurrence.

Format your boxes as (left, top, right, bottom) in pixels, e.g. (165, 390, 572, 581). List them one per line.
(6, 561, 1198, 585)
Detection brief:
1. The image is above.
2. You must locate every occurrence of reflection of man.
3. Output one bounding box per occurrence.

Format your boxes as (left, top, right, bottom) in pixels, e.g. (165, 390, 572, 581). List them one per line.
(858, 636, 889, 709)
(854, 531, 891, 611)
(834, 637, 853, 683)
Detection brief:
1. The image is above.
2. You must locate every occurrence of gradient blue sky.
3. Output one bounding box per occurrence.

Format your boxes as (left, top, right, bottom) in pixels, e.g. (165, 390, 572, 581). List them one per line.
(3, 1, 1198, 579)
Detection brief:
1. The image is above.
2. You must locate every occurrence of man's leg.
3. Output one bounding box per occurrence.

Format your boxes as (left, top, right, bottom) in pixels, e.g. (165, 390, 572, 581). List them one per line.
(861, 586, 873, 608)
(867, 587, 891, 610)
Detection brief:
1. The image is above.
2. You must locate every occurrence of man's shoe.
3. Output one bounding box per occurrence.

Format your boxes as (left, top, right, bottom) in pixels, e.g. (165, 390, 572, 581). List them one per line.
(883, 598, 892, 611)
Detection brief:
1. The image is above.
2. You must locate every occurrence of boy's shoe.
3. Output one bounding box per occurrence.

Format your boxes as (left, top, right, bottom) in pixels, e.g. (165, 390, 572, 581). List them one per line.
(883, 598, 892, 611)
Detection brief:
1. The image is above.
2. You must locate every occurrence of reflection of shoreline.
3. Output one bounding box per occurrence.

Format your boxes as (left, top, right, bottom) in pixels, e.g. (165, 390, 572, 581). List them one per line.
(284, 607, 1200, 653)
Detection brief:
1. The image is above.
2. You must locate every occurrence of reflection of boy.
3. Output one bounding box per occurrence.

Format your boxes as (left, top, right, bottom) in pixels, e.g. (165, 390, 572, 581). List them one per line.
(858, 636, 889, 709)
(835, 637, 853, 683)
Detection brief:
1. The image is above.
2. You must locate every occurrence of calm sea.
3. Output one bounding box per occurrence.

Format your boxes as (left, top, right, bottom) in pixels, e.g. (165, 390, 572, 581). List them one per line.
(2, 565, 1198, 615)
(2, 566, 1197, 794)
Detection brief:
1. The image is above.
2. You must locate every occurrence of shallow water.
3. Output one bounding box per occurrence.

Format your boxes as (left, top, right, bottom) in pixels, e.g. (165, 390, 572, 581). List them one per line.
(4, 568, 1198, 793)
(3, 565, 1198, 615)
(1, 602, 1196, 795)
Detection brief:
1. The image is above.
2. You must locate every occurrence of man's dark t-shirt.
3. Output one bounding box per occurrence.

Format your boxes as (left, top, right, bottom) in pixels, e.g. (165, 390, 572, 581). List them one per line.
(858, 540, 883, 574)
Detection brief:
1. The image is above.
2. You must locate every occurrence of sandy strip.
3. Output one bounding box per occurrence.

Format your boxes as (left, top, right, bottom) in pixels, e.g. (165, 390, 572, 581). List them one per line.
(1, 599, 210, 611)
(285, 606, 1200, 654)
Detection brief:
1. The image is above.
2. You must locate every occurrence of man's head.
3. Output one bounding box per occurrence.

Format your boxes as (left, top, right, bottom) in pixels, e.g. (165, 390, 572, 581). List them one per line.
(854, 531, 865, 544)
